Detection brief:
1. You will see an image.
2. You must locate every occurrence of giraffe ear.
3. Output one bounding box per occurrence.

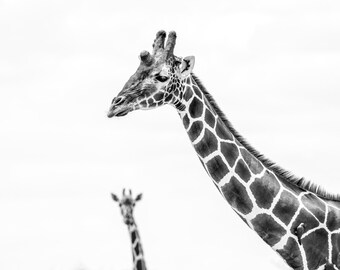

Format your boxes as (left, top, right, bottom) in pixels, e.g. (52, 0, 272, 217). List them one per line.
(111, 193, 119, 202)
(135, 193, 143, 201)
(180, 56, 195, 78)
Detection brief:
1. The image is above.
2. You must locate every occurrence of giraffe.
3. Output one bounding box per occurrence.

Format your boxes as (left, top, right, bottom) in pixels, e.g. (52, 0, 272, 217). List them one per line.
(111, 189, 147, 270)
(107, 30, 340, 270)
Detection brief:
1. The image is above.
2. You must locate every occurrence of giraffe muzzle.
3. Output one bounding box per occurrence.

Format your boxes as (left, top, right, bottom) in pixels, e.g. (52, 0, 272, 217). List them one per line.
(123, 215, 134, 225)
(107, 97, 133, 118)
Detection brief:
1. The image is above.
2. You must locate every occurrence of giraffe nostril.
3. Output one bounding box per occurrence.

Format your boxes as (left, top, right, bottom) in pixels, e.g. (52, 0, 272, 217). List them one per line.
(112, 96, 125, 106)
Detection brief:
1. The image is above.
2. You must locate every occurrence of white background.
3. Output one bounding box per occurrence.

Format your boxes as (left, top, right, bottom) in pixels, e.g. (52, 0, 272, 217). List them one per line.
(1, 0, 340, 269)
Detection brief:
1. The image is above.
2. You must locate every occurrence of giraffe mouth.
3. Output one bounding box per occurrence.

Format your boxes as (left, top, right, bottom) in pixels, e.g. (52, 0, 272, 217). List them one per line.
(107, 104, 133, 118)
(123, 216, 134, 225)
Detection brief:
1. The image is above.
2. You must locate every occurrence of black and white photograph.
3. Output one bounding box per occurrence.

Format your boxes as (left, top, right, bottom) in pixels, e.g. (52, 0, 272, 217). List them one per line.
(2, 1, 340, 269)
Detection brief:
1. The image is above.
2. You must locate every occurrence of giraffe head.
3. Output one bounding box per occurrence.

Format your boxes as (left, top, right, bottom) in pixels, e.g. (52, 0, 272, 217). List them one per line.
(107, 30, 195, 117)
(111, 188, 143, 225)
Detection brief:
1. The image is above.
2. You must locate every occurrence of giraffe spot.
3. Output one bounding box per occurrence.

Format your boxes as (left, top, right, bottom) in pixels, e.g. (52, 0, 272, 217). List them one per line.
(204, 109, 215, 128)
(273, 190, 299, 225)
(250, 170, 280, 209)
(179, 88, 184, 100)
(193, 85, 202, 98)
(331, 233, 340, 267)
(188, 121, 203, 141)
(301, 193, 326, 223)
(189, 97, 203, 118)
(325, 263, 338, 270)
(221, 176, 253, 215)
(136, 260, 146, 270)
(240, 148, 263, 174)
(206, 155, 229, 183)
(139, 100, 147, 107)
(290, 208, 319, 235)
(194, 129, 218, 158)
(277, 237, 303, 269)
(182, 114, 190, 129)
(154, 92, 164, 101)
(164, 94, 172, 103)
(303, 228, 328, 270)
(235, 159, 251, 182)
(184, 86, 193, 101)
(215, 119, 233, 140)
(251, 213, 286, 246)
(131, 230, 137, 243)
(134, 243, 140, 255)
(220, 142, 239, 167)
(148, 98, 154, 106)
(186, 77, 191, 84)
(327, 206, 340, 231)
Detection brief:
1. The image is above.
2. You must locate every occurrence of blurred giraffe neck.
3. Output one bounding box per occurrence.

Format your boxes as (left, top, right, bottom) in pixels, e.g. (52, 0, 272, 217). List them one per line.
(127, 222, 147, 270)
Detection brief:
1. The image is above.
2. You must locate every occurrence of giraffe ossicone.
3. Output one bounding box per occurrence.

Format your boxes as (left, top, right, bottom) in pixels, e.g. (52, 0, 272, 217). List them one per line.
(112, 189, 146, 270)
(108, 31, 340, 270)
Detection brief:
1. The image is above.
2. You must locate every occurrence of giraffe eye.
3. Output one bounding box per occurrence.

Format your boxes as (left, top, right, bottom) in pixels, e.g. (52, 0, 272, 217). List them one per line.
(155, 75, 169, 82)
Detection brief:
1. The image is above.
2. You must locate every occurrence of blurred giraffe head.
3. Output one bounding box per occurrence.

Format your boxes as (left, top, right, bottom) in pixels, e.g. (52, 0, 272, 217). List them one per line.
(111, 189, 143, 225)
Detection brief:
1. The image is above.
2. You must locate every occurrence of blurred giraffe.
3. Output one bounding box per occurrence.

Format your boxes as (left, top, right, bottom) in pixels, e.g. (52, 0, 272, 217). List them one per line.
(111, 189, 146, 270)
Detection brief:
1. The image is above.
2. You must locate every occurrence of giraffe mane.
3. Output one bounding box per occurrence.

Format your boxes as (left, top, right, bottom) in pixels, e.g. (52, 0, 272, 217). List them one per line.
(191, 73, 340, 202)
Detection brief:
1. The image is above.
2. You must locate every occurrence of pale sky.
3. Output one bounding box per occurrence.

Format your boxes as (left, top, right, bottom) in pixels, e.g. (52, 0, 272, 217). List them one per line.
(1, 0, 340, 270)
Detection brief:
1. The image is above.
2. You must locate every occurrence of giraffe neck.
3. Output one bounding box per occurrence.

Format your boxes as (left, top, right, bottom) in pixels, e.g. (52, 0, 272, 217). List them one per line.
(127, 222, 147, 270)
(176, 75, 340, 270)
(178, 75, 271, 205)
